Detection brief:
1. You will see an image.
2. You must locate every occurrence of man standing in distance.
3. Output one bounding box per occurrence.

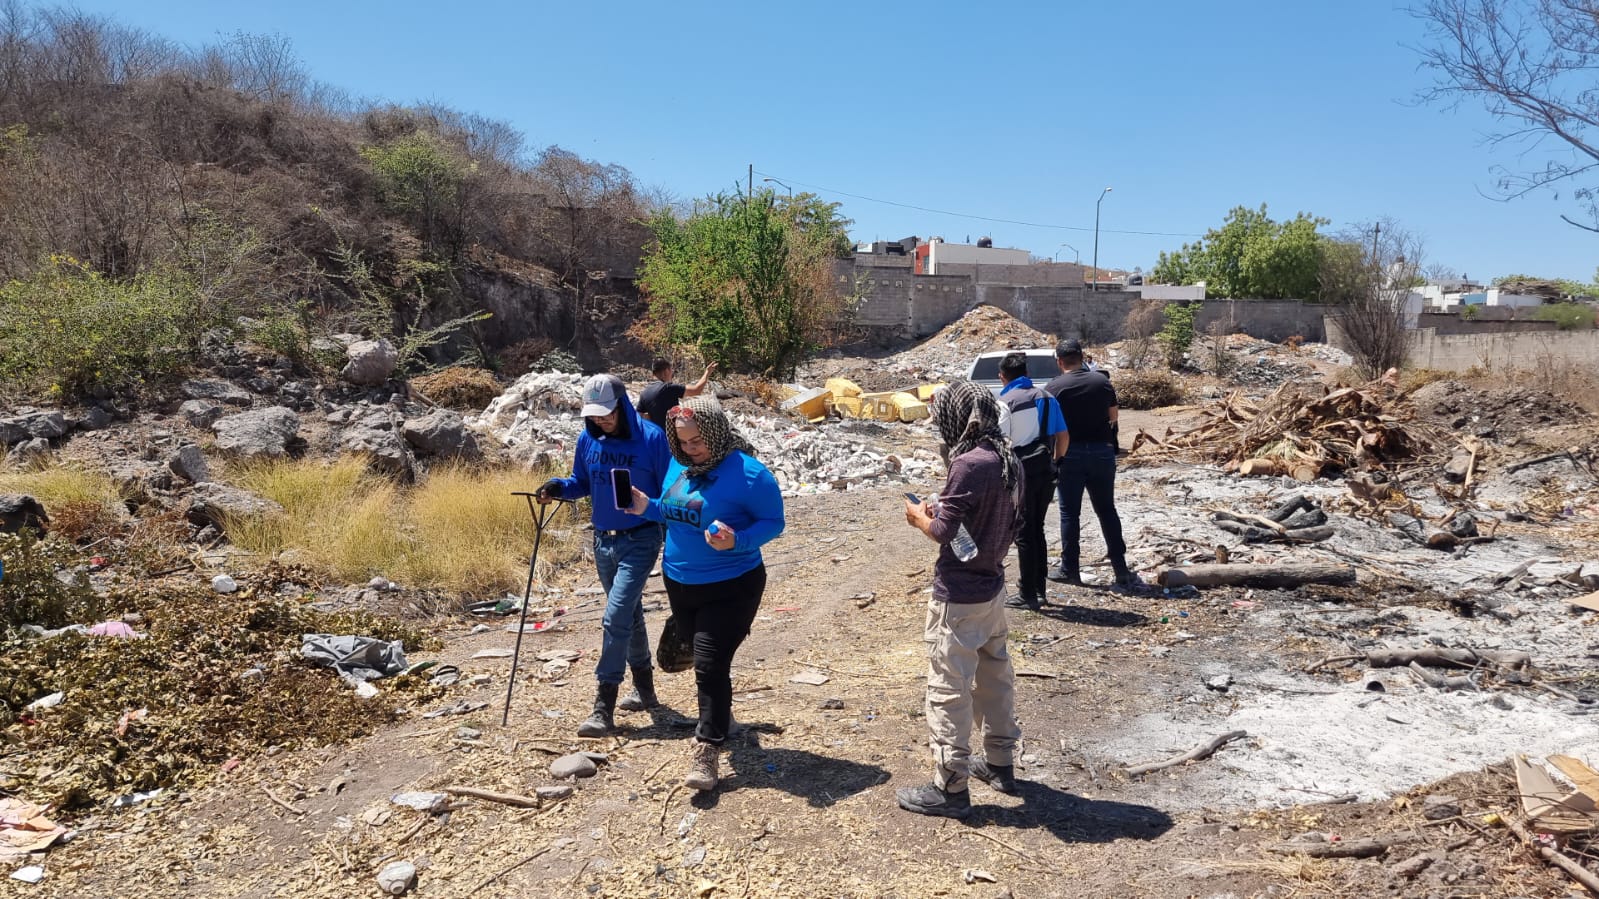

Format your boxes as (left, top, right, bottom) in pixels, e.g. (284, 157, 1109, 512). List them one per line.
(638, 358, 717, 426)
(1045, 340, 1135, 587)
(997, 352, 1068, 611)
(537, 374, 673, 737)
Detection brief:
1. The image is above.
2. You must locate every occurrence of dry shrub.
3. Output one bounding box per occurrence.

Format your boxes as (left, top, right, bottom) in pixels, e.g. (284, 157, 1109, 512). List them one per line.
(1400, 368, 1453, 393)
(1119, 300, 1166, 370)
(410, 366, 502, 410)
(1283, 334, 1305, 349)
(1116, 370, 1186, 410)
(226, 457, 576, 595)
(497, 336, 557, 377)
(1528, 353, 1599, 414)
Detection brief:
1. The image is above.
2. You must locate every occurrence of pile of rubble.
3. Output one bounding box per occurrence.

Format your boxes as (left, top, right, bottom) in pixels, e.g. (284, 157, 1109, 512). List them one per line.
(468, 371, 941, 494)
(1410, 379, 1587, 439)
(1129, 380, 1448, 480)
(808, 304, 1055, 387)
(734, 414, 940, 494)
(466, 371, 588, 468)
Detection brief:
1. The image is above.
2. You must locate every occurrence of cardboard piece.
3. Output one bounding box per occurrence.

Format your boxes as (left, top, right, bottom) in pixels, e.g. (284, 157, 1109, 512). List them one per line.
(1514, 754, 1597, 832)
(1569, 591, 1599, 612)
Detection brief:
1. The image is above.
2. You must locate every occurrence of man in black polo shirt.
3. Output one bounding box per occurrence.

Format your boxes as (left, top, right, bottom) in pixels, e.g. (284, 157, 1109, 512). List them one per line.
(638, 358, 716, 426)
(1044, 339, 1135, 587)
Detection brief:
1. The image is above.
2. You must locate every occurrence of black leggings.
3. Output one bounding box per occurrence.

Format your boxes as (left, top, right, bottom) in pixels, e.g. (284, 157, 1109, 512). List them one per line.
(662, 564, 766, 745)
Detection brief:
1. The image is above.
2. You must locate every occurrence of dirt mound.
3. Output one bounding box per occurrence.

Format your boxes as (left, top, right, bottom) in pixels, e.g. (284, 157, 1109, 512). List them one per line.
(926, 303, 1053, 352)
(1408, 380, 1587, 438)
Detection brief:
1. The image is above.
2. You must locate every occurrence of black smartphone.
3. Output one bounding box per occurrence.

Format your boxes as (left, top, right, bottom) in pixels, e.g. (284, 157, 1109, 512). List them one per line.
(611, 468, 633, 510)
(904, 492, 920, 504)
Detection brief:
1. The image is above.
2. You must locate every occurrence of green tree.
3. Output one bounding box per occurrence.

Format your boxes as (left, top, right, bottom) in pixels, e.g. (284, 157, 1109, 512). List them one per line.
(637, 189, 858, 379)
(1150, 204, 1330, 299)
(773, 191, 854, 259)
(360, 133, 475, 257)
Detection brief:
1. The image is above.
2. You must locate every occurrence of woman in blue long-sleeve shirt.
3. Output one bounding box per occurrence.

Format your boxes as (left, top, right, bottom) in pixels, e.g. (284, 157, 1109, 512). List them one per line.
(626, 395, 784, 792)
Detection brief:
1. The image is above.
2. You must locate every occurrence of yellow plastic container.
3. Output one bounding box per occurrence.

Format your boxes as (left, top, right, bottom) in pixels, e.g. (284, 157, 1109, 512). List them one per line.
(891, 392, 929, 422)
(825, 377, 863, 399)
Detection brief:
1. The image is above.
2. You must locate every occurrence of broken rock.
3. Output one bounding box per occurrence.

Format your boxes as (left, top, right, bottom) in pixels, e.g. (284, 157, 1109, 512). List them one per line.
(0, 494, 48, 534)
(342, 339, 399, 387)
(550, 753, 598, 780)
(212, 407, 300, 459)
(167, 445, 212, 484)
(376, 860, 416, 896)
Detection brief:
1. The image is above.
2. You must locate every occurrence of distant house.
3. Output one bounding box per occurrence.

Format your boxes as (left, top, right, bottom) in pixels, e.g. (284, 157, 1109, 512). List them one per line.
(913, 237, 1030, 274)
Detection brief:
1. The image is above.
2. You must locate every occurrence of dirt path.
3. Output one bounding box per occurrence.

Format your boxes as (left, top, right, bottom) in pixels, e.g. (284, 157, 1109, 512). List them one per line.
(30, 479, 1577, 899)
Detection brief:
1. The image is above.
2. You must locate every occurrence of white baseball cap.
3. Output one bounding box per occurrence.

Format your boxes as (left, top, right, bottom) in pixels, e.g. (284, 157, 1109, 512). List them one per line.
(581, 375, 622, 418)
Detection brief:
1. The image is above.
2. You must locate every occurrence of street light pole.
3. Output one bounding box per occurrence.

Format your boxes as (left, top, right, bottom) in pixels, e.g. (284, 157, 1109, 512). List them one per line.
(1057, 243, 1080, 264)
(761, 177, 793, 199)
(1092, 187, 1112, 291)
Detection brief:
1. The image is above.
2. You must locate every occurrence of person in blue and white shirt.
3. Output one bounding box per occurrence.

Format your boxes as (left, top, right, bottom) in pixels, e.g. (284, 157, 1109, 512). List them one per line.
(997, 351, 1068, 610)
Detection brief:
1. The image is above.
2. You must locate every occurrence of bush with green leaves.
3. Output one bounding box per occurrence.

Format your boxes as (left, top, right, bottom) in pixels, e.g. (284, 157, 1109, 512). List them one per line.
(1159, 302, 1201, 369)
(1531, 303, 1597, 331)
(637, 190, 858, 379)
(0, 256, 215, 399)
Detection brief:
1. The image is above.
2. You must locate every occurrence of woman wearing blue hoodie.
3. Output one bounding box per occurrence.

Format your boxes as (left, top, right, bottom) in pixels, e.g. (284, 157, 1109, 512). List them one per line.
(626, 395, 784, 792)
(538, 374, 673, 738)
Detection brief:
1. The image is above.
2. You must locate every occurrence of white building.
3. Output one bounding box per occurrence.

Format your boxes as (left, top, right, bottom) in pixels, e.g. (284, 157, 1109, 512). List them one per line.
(916, 237, 1030, 274)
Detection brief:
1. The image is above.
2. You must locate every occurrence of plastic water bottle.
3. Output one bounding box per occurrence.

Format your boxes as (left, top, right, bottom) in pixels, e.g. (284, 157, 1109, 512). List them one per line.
(949, 524, 979, 562)
(708, 520, 726, 536)
(928, 495, 979, 563)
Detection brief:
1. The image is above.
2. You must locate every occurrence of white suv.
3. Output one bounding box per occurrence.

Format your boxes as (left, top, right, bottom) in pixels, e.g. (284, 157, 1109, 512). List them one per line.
(966, 348, 1060, 396)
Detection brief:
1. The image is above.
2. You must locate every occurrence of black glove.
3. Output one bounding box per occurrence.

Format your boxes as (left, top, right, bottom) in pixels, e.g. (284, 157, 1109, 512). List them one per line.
(1111, 422, 1123, 455)
(535, 478, 563, 500)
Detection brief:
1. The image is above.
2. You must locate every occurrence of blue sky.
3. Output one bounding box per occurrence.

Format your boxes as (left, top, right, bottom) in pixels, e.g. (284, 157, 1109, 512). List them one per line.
(82, 0, 1592, 282)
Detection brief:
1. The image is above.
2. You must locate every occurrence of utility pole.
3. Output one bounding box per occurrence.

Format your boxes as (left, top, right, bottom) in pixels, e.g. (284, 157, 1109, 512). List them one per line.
(748, 164, 753, 203)
(1092, 187, 1113, 291)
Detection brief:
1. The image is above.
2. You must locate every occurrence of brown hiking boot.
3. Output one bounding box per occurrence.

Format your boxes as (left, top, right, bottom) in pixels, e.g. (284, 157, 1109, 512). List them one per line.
(684, 740, 719, 792)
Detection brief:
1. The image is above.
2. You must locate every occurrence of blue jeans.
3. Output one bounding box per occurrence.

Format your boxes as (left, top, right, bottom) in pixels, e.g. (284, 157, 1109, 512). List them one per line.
(593, 525, 664, 686)
(1055, 444, 1127, 577)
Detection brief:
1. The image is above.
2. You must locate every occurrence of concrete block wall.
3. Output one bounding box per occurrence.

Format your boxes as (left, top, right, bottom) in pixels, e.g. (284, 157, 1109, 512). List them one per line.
(1405, 328, 1599, 371)
(836, 260, 1333, 346)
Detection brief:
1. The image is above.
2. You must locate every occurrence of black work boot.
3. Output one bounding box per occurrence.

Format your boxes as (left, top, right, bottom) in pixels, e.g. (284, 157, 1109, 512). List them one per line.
(1048, 562, 1083, 586)
(969, 759, 1018, 794)
(895, 782, 971, 819)
(617, 667, 658, 712)
(1111, 559, 1141, 588)
(576, 683, 619, 737)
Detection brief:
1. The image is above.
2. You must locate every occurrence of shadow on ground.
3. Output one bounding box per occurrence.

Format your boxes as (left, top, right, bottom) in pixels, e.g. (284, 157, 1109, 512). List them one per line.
(1034, 604, 1149, 628)
(971, 779, 1174, 843)
(688, 736, 891, 810)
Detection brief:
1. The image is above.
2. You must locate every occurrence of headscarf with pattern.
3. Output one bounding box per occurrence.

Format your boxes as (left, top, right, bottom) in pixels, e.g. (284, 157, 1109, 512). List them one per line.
(665, 395, 757, 478)
(932, 378, 1018, 491)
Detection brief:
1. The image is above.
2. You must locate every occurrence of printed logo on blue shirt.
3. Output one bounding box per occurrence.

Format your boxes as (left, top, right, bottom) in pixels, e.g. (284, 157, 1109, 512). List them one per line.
(660, 477, 705, 527)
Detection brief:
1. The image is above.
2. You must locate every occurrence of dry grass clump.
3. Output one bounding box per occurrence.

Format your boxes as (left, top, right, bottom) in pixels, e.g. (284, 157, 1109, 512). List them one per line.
(410, 366, 502, 410)
(0, 462, 125, 542)
(226, 458, 574, 595)
(1115, 369, 1186, 410)
(1400, 368, 1454, 393)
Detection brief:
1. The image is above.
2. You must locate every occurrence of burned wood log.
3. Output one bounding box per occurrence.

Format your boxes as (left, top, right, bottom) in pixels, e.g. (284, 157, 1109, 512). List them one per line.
(1124, 730, 1248, 776)
(1158, 564, 1356, 589)
(1266, 493, 1316, 522)
(1268, 828, 1422, 860)
(1407, 661, 1475, 691)
(1307, 647, 1531, 673)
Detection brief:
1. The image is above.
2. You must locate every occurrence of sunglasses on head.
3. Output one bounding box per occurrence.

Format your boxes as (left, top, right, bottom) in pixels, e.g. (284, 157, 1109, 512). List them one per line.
(667, 405, 696, 421)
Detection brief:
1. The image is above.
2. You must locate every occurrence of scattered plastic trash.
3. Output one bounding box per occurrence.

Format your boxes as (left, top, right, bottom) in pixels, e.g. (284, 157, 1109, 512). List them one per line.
(10, 866, 44, 884)
(111, 788, 163, 808)
(354, 681, 379, 699)
(87, 620, 142, 639)
(211, 574, 238, 594)
(300, 634, 409, 684)
(114, 708, 147, 736)
(23, 693, 62, 711)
